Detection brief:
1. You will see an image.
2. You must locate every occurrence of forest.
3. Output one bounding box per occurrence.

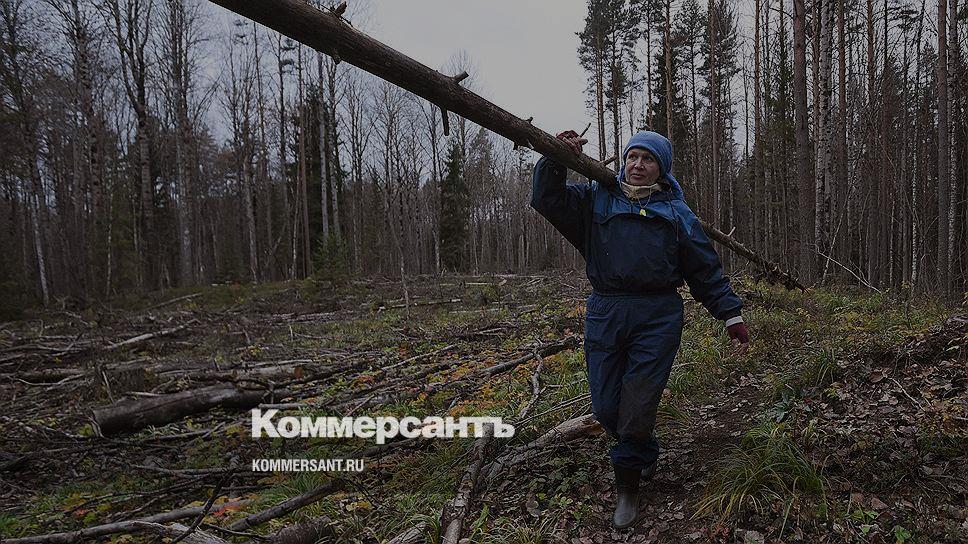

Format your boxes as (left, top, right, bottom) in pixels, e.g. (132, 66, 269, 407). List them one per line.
(2, 0, 967, 313)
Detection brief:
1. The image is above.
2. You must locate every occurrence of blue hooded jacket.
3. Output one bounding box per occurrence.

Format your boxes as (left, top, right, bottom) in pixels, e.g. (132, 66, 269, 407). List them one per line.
(530, 130, 742, 321)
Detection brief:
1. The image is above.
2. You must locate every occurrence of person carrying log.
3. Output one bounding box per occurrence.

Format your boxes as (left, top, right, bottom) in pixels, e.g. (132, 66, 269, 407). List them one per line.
(530, 129, 750, 529)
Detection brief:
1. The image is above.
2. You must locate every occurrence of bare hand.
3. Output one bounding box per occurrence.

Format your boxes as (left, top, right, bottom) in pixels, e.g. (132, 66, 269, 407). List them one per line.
(556, 130, 588, 155)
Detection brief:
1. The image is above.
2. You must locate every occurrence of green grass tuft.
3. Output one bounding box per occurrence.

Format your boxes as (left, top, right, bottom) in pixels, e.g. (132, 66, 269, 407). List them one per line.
(696, 421, 827, 521)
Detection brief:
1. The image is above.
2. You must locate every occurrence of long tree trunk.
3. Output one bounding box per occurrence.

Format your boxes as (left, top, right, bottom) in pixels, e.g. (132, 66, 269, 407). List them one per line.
(708, 0, 720, 225)
(816, 0, 835, 281)
(28, 156, 50, 306)
(754, 0, 763, 253)
(243, 144, 259, 283)
(106, 0, 156, 290)
(793, 0, 814, 283)
(326, 59, 342, 242)
(836, 0, 847, 272)
(318, 54, 331, 241)
(276, 36, 292, 279)
(947, 0, 958, 289)
(297, 46, 312, 277)
(937, 0, 950, 289)
(165, 0, 195, 286)
(645, 21, 653, 128)
(664, 0, 673, 146)
(596, 34, 606, 161)
(609, 32, 621, 161)
(253, 23, 273, 280)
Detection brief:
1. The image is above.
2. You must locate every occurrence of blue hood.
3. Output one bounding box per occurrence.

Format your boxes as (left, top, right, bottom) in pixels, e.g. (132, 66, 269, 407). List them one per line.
(616, 131, 684, 200)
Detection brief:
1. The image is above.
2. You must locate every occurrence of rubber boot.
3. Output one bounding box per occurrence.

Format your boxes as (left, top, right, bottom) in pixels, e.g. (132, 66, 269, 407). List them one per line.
(612, 465, 641, 529)
(641, 462, 657, 481)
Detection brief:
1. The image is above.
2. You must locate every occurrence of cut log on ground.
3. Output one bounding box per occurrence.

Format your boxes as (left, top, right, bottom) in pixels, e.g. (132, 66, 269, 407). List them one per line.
(92, 384, 287, 435)
(205, 0, 804, 290)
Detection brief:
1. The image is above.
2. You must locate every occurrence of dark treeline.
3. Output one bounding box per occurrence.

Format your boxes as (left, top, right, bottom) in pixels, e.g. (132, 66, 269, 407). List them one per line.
(0, 0, 965, 312)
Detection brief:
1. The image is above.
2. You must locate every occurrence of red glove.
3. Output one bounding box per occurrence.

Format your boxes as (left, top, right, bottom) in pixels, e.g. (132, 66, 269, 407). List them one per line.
(556, 130, 587, 155)
(727, 322, 749, 355)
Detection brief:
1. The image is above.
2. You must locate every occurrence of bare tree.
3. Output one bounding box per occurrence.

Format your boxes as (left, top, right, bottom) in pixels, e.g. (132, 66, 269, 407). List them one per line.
(158, 0, 204, 286)
(937, 0, 950, 289)
(223, 20, 259, 283)
(793, 0, 814, 282)
(102, 0, 156, 289)
(816, 0, 835, 280)
(0, 0, 51, 305)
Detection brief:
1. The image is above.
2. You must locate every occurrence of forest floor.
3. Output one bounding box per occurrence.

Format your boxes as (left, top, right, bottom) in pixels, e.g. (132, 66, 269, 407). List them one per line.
(1, 273, 966, 543)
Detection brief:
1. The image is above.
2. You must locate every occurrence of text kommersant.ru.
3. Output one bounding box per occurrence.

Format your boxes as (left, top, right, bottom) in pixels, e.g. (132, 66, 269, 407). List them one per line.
(250, 409, 516, 444)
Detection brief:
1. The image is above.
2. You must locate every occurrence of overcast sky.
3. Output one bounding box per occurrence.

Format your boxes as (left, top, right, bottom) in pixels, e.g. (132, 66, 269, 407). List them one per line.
(205, 1, 753, 159)
(366, 1, 592, 146)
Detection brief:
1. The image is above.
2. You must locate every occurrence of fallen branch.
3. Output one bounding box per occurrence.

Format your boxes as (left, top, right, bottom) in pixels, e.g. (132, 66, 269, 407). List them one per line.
(379, 298, 462, 311)
(169, 470, 235, 544)
(225, 480, 342, 532)
(130, 522, 228, 544)
(518, 349, 546, 421)
(3, 501, 248, 544)
(330, 337, 578, 412)
(483, 414, 603, 482)
(439, 423, 496, 544)
(3, 368, 86, 383)
(146, 293, 203, 311)
(476, 337, 577, 378)
(384, 343, 457, 371)
(104, 321, 196, 352)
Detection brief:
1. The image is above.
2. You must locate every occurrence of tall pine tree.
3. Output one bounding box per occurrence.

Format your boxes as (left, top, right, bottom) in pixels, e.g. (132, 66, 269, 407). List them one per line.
(440, 139, 469, 272)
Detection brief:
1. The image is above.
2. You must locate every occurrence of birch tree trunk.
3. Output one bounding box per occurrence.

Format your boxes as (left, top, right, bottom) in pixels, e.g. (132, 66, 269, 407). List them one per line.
(816, 0, 835, 281)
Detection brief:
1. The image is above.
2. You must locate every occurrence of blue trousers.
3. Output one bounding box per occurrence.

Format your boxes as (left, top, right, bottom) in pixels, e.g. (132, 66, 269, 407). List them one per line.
(584, 291, 684, 470)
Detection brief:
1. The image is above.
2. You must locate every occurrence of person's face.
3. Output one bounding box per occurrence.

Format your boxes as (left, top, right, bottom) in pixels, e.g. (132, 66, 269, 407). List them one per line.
(624, 148, 661, 186)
